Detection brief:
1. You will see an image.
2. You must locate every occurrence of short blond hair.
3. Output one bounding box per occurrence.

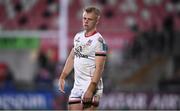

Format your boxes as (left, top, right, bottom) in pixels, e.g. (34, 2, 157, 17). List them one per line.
(84, 6, 101, 19)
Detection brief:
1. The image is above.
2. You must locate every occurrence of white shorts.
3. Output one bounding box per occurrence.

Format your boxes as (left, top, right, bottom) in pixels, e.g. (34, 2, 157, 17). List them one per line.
(68, 87, 103, 106)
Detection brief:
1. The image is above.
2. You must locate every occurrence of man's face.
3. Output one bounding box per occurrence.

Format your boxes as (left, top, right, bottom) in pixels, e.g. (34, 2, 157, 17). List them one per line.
(82, 12, 98, 31)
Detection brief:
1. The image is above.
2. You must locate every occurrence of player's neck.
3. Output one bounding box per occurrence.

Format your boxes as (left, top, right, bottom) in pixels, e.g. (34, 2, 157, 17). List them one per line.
(85, 29, 97, 37)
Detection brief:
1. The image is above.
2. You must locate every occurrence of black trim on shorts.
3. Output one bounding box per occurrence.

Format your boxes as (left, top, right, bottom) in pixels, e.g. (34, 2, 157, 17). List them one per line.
(95, 53, 106, 56)
(68, 100, 81, 104)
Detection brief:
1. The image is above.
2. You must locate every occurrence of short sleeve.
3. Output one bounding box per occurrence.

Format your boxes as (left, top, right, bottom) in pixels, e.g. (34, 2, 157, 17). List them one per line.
(95, 37, 108, 56)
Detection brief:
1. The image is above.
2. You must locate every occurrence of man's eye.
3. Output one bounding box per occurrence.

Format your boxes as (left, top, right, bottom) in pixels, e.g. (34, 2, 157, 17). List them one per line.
(88, 18, 93, 21)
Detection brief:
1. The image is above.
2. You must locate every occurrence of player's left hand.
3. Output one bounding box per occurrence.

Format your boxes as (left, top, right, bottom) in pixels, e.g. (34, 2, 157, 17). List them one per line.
(83, 90, 93, 103)
(83, 90, 93, 108)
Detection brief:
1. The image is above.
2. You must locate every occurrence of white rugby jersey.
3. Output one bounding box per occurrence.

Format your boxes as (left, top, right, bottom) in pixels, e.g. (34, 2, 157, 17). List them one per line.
(73, 31, 108, 91)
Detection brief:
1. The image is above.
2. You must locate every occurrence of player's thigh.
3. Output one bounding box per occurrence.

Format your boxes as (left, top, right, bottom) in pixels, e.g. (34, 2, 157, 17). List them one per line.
(68, 88, 83, 110)
(68, 103, 83, 110)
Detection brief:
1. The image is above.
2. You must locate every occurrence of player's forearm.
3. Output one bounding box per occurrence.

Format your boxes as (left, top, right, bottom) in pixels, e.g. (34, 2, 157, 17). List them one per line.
(87, 68, 103, 93)
(87, 57, 106, 93)
(91, 66, 104, 84)
(60, 58, 73, 78)
(60, 49, 74, 79)
(91, 56, 106, 83)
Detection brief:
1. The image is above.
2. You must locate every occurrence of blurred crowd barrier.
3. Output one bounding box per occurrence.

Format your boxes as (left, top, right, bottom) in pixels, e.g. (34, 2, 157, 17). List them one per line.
(99, 91, 180, 110)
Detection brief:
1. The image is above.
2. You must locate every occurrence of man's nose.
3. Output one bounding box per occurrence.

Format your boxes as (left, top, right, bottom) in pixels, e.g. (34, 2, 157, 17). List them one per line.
(85, 20, 88, 23)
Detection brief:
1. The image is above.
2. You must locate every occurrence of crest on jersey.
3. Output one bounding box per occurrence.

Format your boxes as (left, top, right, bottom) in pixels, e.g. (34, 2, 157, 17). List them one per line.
(86, 40, 92, 46)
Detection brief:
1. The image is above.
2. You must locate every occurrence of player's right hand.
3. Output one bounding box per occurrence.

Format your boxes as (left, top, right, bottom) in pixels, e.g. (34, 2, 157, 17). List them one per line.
(59, 78, 65, 93)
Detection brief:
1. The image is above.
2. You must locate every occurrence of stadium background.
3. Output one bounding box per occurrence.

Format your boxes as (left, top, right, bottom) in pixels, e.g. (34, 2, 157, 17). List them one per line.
(0, 0, 180, 110)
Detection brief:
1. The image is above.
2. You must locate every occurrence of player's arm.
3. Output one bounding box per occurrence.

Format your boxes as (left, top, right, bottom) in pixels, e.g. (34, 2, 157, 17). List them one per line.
(83, 55, 106, 102)
(89, 55, 106, 91)
(59, 48, 74, 93)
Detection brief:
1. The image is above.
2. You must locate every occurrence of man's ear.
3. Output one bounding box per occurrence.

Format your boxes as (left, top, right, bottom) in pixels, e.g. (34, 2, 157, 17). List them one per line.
(96, 21, 99, 25)
(96, 16, 100, 25)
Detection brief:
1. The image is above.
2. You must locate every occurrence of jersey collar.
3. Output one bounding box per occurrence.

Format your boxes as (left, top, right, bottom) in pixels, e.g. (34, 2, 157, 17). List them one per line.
(85, 31, 97, 37)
